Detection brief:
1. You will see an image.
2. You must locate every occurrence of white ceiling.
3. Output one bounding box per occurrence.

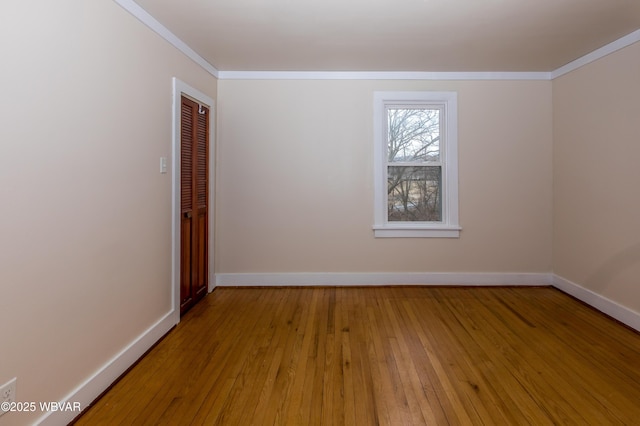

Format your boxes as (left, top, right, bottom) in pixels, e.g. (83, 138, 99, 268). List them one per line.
(133, 0, 640, 72)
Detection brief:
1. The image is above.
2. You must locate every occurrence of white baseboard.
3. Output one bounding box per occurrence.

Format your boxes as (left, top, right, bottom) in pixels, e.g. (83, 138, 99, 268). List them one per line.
(552, 274, 640, 332)
(36, 310, 177, 426)
(215, 272, 553, 287)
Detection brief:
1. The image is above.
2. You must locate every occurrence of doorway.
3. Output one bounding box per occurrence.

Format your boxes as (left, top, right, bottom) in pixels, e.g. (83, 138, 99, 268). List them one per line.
(172, 78, 215, 320)
(179, 96, 209, 314)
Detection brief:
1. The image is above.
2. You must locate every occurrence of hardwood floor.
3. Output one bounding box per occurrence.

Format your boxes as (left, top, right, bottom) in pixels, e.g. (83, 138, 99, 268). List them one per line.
(74, 287, 640, 425)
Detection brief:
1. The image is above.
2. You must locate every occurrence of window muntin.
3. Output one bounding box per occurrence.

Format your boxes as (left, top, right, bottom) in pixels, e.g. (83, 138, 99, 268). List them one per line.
(373, 92, 460, 238)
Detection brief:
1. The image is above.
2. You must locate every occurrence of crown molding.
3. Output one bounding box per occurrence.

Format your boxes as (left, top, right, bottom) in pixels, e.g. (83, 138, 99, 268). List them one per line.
(113, 0, 219, 78)
(551, 29, 640, 79)
(216, 71, 551, 81)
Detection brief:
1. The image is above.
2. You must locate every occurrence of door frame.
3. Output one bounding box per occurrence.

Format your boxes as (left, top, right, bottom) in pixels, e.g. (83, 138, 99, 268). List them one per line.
(171, 77, 215, 323)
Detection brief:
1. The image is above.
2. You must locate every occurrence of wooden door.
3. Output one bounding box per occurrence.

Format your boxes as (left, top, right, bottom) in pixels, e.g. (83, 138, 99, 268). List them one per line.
(180, 96, 209, 315)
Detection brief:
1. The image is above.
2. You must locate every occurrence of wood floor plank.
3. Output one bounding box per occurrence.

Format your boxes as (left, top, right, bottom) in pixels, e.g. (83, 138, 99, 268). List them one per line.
(74, 287, 640, 425)
(470, 288, 623, 423)
(439, 288, 583, 424)
(383, 297, 434, 425)
(493, 288, 640, 424)
(400, 295, 509, 425)
(347, 290, 382, 426)
(401, 293, 478, 425)
(282, 289, 318, 425)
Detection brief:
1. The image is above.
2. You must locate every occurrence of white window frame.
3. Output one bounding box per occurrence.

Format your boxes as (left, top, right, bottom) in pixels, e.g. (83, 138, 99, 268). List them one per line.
(373, 91, 460, 238)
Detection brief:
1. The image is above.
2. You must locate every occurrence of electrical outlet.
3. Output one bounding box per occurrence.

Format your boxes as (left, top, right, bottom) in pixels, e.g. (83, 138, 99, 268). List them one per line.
(0, 378, 17, 417)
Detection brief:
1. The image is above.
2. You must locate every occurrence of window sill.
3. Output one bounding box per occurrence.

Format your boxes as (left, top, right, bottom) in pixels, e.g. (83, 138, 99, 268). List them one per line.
(373, 225, 461, 238)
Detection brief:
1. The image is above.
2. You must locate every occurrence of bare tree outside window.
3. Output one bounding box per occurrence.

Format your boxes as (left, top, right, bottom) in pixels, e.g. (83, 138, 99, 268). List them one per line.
(387, 108, 442, 222)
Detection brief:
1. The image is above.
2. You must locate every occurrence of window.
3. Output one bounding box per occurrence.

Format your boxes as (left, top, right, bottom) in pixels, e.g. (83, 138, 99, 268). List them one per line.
(373, 91, 460, 238)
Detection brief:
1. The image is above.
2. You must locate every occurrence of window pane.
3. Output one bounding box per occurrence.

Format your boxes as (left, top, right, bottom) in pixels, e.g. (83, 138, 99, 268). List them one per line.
(388, 166, 441, 222)
(388, 108, 440, 162)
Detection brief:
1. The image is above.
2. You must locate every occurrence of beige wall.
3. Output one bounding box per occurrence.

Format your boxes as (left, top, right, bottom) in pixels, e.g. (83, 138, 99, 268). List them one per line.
(0, 1, 216, 424)
(553, 42, 640, 312)
(217, 79, 553, 274)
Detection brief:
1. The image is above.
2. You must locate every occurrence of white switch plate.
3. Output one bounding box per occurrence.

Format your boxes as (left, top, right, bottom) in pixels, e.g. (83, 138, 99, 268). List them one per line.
(160, 157, 167, 174)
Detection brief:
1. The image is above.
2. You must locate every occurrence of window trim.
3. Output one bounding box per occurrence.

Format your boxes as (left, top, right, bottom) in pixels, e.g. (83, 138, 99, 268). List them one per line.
(373, 91, 460, 238)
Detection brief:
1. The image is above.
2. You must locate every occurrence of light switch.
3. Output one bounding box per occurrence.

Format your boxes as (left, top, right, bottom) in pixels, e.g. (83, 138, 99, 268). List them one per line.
(160, 157, 167, 174)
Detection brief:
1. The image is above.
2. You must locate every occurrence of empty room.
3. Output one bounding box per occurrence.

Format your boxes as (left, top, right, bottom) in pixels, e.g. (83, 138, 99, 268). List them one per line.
(1, 0, 640, 424)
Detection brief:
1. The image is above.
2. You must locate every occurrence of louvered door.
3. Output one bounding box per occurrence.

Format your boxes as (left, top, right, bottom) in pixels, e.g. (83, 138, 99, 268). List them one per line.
(180, 96, 209, 315)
